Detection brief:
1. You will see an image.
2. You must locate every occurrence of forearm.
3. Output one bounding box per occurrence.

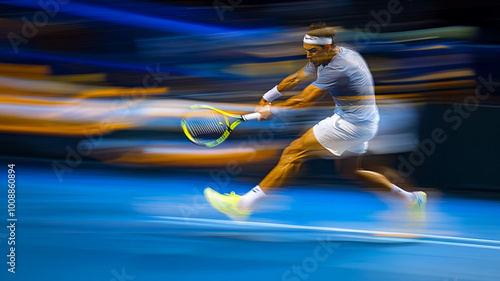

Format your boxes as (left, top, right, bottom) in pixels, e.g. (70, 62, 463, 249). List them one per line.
(276, 84, 325, 108)
(256, 70, 320, 120)
(274, 95, 311, 109)
(261, 68, 310, 103)
(276, 72, 303, 92)
(268, 96, 310, 117)
(257, 88, 313, 120)
(260, 87, 310, 112)
(270, 84, 327, 117)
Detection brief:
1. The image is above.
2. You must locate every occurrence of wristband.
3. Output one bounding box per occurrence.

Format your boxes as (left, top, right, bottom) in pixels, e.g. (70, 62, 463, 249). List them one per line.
(262, 85, 282, 102)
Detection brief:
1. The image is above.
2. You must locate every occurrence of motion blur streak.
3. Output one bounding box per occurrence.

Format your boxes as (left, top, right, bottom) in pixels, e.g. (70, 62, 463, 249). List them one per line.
(0, 68, 170, 136)
(0, 0, 240, 35)
(95, 145, 279, 167)
(1, 0, 500, 280)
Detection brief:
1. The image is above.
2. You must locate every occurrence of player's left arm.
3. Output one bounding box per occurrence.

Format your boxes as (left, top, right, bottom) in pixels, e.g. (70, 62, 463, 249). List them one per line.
(257, 84, 328, 120)
(276, 84, 327, 108)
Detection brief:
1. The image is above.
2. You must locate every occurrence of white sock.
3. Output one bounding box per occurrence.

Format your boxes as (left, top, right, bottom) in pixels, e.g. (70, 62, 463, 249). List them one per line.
(389, 184, 414, 205)
(238, 186, 266, 210)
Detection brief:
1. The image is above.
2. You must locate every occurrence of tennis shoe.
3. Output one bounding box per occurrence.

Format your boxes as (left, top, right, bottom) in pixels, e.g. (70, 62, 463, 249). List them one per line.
(204, 187, 251, 221)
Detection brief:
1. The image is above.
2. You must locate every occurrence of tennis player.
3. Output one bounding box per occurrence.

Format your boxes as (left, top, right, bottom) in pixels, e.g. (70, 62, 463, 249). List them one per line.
(204, 23, 426, 220)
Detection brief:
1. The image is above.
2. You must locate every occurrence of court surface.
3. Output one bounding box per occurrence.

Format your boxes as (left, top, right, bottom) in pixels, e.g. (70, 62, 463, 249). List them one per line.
(2, 161, 500, 281)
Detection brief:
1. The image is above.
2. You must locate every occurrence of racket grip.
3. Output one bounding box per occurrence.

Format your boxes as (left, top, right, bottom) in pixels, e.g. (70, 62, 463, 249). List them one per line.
(241, 112, 261, 121)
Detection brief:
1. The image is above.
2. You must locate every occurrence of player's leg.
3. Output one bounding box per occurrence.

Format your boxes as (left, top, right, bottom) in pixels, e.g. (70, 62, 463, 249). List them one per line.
(236, 128, 325, 211)
(361, 154, 416, 190)
(204, 128, 326, 220)
(258, 127, 325, 191)
(335, 155, 414, 204)
(336, 154, 426, 215)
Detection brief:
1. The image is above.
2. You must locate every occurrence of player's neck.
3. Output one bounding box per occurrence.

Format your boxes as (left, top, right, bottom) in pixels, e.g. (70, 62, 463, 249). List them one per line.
(320, 46, 339, 66)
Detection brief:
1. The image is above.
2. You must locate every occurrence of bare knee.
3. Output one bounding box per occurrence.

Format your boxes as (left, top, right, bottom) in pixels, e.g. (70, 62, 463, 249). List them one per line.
(340, 168, 377, 181)
(280, 140, 305, 164)
(353, 169, 371, 180)
(354, 169, 389, 185)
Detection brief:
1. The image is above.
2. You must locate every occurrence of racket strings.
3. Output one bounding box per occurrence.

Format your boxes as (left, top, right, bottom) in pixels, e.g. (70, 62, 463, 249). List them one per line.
(183, 110, 228, 144)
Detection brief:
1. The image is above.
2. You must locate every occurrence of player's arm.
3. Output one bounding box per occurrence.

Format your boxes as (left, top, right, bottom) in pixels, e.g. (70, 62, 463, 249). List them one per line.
(275, 84, 326, 108)
(278, 67, 311, 92)
(255, 67, 312, 109)
(257, 84, 328, 121)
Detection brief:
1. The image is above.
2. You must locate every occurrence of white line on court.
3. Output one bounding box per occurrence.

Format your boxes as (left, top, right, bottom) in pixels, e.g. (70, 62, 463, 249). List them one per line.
(154, 216, 500, 250)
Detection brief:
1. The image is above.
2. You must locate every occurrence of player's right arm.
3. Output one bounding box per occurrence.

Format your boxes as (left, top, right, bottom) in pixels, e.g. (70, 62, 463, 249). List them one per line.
(255, 67, 312, 109)
(277, 67, 311, 92)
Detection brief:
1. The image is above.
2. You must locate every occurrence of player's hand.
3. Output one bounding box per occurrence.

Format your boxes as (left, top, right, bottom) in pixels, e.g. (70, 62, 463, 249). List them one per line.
(254, 98, 272, 121)
(254, 98, 271, 111)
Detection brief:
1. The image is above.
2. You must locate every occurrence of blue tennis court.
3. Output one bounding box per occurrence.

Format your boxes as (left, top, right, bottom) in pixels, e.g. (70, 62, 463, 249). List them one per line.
(2, 161, 499, 281)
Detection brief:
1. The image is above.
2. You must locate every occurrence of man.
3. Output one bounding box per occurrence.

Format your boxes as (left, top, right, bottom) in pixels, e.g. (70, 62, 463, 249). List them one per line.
(204, 23, 426, 220)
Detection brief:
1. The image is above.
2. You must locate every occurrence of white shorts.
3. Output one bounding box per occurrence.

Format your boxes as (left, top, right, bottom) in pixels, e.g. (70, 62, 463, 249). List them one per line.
(313, 114, 378, 156)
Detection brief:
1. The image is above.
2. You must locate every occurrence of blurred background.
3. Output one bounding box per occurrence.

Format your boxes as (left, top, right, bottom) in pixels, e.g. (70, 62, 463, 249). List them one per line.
(0, 0, 500, 280)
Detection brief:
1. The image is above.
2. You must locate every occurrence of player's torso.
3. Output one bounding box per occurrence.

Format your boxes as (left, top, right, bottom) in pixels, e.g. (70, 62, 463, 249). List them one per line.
(319, 46, 379, 123)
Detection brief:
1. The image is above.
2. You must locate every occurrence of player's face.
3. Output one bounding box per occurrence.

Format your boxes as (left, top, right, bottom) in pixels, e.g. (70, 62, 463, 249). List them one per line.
(303, 43, 330, 66)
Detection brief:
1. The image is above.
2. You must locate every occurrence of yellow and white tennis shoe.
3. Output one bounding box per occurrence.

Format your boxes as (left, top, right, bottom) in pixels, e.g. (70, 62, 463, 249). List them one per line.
(204, 187, 251, 221)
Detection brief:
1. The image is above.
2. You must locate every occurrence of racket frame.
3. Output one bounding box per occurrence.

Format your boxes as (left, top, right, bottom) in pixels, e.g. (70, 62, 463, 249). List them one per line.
(181, 104, 259, 147)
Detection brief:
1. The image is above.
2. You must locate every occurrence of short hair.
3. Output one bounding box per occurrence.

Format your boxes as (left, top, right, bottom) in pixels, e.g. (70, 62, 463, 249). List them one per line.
(309, 22, 328, 31)
(306, 22, 336, 43)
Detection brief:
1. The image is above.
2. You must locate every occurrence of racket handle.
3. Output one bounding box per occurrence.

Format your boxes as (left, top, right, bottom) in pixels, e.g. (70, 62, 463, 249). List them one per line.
(241, 112, 261, 121)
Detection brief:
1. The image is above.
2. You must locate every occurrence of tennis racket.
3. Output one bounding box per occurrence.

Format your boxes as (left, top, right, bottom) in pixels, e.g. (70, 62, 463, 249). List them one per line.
(181, 104, 261, 147)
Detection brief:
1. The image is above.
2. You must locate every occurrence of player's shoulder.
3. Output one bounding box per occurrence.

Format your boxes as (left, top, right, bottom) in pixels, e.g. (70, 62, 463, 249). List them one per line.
(327, 46, 364, 68)
(335, 46, 361, 61)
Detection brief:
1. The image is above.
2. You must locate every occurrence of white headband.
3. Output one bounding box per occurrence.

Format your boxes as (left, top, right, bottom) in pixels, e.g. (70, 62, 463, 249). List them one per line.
(303, 34, 332, 45)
